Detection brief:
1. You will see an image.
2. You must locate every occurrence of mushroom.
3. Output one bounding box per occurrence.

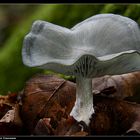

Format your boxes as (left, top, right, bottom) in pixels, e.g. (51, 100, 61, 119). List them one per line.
(22, 14, 140, 126)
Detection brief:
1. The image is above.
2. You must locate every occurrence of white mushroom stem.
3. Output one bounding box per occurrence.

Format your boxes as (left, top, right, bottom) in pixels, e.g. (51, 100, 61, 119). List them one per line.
(70, 76, 94, 126)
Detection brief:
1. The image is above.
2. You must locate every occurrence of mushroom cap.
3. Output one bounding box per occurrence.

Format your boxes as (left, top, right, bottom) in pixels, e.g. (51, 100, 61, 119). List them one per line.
(22, 14, 140, 78)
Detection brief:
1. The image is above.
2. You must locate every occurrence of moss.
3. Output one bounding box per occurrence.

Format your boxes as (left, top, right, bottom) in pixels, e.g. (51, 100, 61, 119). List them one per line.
(100, 4, 128, 14)
(123, 5, 140, 21)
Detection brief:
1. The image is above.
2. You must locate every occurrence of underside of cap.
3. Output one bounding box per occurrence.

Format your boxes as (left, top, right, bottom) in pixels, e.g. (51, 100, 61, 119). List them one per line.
(23, 50, 140, 78)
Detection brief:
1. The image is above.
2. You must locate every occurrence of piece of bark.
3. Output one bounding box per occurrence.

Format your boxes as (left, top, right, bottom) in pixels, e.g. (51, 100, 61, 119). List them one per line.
(20, 74, 76, 133)
(92, 71, 140, 101)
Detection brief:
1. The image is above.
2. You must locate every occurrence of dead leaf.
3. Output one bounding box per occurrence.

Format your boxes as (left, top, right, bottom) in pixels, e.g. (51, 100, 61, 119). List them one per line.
(0, 93, 17, 106)
(21, 74, 76, 133)
(20, 73, 140, 135)
(0, 104, 12, 120)
(34, 116, 88, 136)
(54, 116, 77, 135)
(92, 71, 140, 101)
(89, 95, 140, 135)
(0, 108, 15, 123)
(34, 118, 54, 135)
(0, 92, 24, 135)
(0, 103, 23, 135)
(0, 93, 18, 120)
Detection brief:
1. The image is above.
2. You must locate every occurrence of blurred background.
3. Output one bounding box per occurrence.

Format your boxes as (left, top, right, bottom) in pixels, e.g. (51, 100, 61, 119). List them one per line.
(0, 4, 140, 95)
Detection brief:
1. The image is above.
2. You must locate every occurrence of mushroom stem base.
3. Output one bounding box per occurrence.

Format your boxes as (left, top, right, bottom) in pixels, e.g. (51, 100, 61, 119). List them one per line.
(70, 77, 94, 126)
